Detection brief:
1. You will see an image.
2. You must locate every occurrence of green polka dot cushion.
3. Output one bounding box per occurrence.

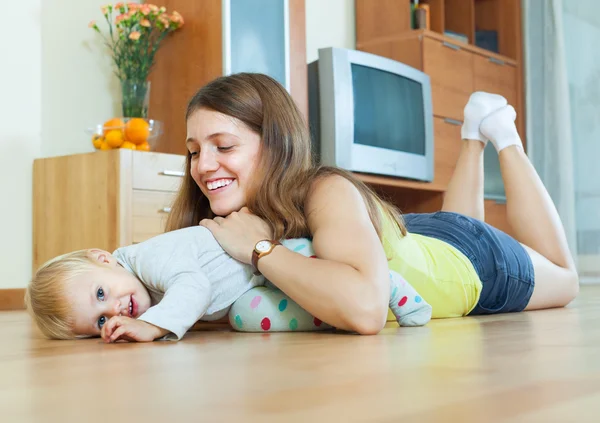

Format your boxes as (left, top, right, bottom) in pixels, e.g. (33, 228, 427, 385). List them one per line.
(228, 285, 332, 332)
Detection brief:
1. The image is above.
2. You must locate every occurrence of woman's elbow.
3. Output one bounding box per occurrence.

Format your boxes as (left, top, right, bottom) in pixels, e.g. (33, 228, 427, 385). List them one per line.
(346, 300, 388, 335)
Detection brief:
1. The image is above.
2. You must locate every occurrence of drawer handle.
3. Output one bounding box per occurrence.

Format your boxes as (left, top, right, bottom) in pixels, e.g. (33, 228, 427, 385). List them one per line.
(444, 118, 462, 126)
(160, 170, 185, 177)
(489, 57, 505, 66)
(442, 41, 461, 51)
(160, 207, 172, 213)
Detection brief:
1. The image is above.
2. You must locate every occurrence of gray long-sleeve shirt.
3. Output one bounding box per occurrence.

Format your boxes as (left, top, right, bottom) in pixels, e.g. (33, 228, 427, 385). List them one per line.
(113, 226, 263, 340)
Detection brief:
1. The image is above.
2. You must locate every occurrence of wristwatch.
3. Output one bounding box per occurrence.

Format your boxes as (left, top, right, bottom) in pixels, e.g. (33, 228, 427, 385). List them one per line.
(252, 239, 281, 275)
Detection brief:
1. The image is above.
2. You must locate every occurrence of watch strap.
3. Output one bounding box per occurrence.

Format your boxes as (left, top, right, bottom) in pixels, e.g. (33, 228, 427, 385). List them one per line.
(252, 239, 281, 275)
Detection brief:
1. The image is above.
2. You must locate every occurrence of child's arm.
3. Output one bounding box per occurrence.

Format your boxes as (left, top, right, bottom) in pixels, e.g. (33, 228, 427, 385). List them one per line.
(136, 270, 212, 341)
(104, 269, 212, 342)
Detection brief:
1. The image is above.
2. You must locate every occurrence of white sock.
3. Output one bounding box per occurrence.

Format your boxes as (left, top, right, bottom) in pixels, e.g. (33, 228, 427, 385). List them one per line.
(480, 105, 523, 152)
(461, 91, 508, 143)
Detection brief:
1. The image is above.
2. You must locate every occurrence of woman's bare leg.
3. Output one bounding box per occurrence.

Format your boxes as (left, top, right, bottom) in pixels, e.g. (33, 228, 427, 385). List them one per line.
(481, 105, 579, 309)
(441, 92, 507, 220)
(441, 141, 485, 220)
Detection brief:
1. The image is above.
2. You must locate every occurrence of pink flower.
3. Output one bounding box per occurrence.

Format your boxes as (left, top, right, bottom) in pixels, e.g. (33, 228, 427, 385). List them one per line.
(115, 14, 125, 24)
(140, 19, 151, 27)
(148, 4, 159, 13)
(129, 31, 141, 41)
(101, 6, 108, 15)
(88, 20, 96, 28)
(114, 2, 124, 10)
(127, 3, 139, 10)
(140, 5, 150, 16)
(171, 11, 184, 25)
(158, 15, 170, 28)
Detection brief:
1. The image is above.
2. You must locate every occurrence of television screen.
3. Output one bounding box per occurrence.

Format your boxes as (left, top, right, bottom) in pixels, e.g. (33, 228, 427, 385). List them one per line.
(351, 64, 426, 155)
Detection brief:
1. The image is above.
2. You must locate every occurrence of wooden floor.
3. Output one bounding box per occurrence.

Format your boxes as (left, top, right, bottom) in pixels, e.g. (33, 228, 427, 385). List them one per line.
(2, 286, 600, 422)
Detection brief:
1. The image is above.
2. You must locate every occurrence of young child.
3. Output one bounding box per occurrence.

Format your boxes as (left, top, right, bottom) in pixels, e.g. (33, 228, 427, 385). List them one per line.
(25, 226, 432, 342)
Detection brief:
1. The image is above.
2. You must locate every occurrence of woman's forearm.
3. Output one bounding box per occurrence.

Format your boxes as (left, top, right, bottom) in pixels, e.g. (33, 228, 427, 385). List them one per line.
(256, 246, 389, 334)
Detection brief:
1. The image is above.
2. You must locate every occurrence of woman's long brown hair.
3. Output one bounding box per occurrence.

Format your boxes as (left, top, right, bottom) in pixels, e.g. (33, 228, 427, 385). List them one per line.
(165, 73, 406, 240)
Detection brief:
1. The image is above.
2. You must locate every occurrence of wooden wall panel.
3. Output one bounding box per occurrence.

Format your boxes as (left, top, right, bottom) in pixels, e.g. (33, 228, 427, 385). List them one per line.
(148, 0, 223, 155)
(355, 0, 411, 44)
(0, 289, 25, 311)
(289, 0, 308, 121)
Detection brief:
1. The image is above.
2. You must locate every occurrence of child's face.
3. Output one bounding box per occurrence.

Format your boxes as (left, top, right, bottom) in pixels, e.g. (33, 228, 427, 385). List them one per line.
(65, 249, 152, 337)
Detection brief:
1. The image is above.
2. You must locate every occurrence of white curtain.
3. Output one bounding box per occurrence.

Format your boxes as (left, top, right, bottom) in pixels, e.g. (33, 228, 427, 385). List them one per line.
(524, 0, 600, 281)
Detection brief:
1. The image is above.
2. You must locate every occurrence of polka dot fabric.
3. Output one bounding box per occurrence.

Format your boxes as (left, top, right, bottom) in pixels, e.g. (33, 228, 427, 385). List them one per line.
(388, 270, 432, 326)
(229, 286, 333, 332)
(228, 238, 329, 333)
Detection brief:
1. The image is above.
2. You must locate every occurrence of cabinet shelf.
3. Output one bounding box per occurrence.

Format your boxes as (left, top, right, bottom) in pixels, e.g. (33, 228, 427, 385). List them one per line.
(357, 29, 517, 67)
(356, 0, 522, 61)
(357, 172, 447, 193)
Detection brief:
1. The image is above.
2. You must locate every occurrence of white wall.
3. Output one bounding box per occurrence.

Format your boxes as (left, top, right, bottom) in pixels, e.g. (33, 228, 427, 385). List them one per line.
(0, 0, 42, 288)
(42, 0, 122, 158)
(305, 0, 355, 63)
(0, 0, 118, 289)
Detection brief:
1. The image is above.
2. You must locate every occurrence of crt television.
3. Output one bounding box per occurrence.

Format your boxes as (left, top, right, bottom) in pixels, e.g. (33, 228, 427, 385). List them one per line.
(308, 47, 434, 181)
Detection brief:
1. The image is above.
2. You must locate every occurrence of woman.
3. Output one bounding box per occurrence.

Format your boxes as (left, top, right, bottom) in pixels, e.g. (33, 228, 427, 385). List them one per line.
(166, 73, 579, 335)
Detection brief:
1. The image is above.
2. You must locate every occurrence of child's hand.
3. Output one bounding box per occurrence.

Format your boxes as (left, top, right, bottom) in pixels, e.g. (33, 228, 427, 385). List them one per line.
(101, 316, 168, 343)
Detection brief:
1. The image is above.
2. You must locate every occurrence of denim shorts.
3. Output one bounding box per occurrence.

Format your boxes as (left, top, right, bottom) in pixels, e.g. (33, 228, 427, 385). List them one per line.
(403, 211, 535, 314)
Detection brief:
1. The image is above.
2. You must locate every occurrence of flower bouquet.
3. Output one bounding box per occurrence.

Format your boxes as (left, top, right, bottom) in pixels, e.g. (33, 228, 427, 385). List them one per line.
(88, 3, 183, 151)
(89, 2, 184, 119)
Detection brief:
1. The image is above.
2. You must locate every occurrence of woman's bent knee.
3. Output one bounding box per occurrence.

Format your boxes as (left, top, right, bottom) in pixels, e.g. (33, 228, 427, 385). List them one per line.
(561, 269, 580, 306)
(525, 246, 581, 310)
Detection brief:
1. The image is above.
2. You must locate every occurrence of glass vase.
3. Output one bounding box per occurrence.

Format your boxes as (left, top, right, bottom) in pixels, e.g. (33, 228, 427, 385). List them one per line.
(121, 80, 151, 118)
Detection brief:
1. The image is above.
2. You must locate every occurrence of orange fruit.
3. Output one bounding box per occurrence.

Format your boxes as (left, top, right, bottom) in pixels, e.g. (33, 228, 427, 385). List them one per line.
(121, 141, 137, 150)
(103, 118, 125, 135)
(104, 130, 124, 148)
(136, 141, 151, 151)
(99, 141, 112, 151)
(92, 135, 104, 149)
(125, 118, 150, 145)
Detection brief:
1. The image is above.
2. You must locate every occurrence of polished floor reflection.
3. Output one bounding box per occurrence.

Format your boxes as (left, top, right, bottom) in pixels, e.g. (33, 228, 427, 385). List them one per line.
(2, 285, 599, 422)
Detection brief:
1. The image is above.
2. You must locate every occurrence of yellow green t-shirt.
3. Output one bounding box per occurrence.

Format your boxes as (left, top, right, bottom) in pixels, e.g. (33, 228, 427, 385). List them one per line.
(381, 214, 482, 318)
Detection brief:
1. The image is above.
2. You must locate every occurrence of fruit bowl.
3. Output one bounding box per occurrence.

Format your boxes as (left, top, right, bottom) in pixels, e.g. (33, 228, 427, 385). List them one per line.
(86, 118, 163, 151)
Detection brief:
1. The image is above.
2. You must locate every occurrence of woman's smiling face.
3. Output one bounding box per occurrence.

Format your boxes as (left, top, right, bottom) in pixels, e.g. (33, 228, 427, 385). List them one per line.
(186, 108, 262, 216)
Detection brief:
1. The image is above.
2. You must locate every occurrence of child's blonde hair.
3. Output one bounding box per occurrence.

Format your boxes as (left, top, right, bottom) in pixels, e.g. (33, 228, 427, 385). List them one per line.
(25, 250, 98, 340)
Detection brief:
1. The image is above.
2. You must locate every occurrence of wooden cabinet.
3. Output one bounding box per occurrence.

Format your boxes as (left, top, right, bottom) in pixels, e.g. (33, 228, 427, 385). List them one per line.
(473, 54, 521, 132)
(32, 150, 185, 271)
(484, 199, 512, 235)
(433, 116, 462, 189)
(423, 37, 474, 121)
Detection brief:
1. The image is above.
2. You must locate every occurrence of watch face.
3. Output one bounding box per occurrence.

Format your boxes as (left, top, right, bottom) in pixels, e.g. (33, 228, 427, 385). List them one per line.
(256, 240, 272, 253)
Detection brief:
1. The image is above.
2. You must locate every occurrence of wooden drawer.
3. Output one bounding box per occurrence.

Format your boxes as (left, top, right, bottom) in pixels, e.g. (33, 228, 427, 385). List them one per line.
(484, 200, 512, 237)
(132, 151, 186, 192)
(433, 116, 462, 189)
(473, 54, 518, 109)
(132, 190, 177, 243)
(473, 54, 521, 137)
(423, 37, 474, 121)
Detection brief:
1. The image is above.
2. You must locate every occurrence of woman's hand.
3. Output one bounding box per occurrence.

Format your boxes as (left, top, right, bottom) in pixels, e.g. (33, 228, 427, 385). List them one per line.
(101, 316, 168, 343)
(199, 207, 272, 264)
